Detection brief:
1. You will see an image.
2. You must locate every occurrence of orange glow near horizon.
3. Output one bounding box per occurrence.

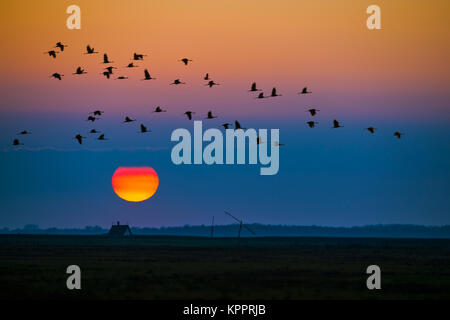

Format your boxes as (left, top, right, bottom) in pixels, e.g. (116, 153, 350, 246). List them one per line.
(112, 167, 159, 202)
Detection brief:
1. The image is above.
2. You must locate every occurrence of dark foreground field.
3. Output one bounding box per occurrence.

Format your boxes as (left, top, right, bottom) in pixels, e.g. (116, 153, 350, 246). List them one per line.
(0, 235, 449, 299)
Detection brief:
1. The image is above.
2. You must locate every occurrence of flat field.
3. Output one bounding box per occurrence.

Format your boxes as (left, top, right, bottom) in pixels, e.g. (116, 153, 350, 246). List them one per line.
(0, 235, 449, 299)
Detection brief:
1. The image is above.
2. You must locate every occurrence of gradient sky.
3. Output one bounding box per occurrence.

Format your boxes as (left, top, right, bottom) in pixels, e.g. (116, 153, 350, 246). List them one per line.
(0, 0, 449, 228)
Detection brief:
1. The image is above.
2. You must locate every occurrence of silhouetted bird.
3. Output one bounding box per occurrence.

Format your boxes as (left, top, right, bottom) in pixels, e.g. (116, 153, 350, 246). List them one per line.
(127, 62, 138, 68)
(73, 67, 87, 75)
(333, 119, 343, 128)
(204, 73, 210, 80)
(86, 116, 99, 122)
(257, 137, 263, 144)
(270, 87, 281, 97)
(180, 58, 192, 65)
(257, 92, 265, 99)
(249, 82, 261, 92)
(89, 129, 100, 134)
(74, 134, 85, 145)
(102, 53, 113, 64)
(299, 87, 311, 94)
(234, 120, 245, 130)
(184, 111, 195, 120)
(55, 42, 67, 52)
(18, 130, 31, 135)
(307, 108, 319, 116)
(97, 134, 107, 141)
(139, 124, 151, 133)
(153, 106, 166, 113)
(13, 139, 23, 146)
(367, 127, 376, 134)
(206, 80, 219, 88)
(45, 50, 57, 58)
(307, 121, 318, 128)
(171, 79, 185, 85)
(274, 141, 285, 146)
(143, 69, 156, 80)
(102, 71, 111, 79)
(123, 116, 136, 123)
(91, 110, 104, 116)
(115, 76, 128, 80)
(133, 53, 146, 60)
(222, 123, 232, 129)
(393, 132, 404, 139)
(50, 73, 63, 80)
(105, 66, 116, 74)
(206, 111, 217, 119)
(85, 45, 98, 54)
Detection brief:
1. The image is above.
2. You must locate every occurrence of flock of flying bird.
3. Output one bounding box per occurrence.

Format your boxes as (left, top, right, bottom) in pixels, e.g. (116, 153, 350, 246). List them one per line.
(11, 43, 405, 147)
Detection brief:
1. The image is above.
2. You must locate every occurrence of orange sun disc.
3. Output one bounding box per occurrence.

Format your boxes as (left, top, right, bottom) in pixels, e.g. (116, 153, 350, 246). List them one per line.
(112, 167, 159, 202)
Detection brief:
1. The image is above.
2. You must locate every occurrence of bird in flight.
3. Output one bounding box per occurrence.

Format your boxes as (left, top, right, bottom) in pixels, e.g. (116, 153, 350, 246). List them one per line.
(102, 71, 111, 79)
(184, 111, 195, 120)
(86, 116, 99, 122)
(139, 124, 151, 133)
(102, 54, 113, 64)
(366, 127, 376, 134)
(274, 141, 285, 147)
(171, 79, 186, 85)
(18, 130, 31, 135)
(105, 66, 116, 74)
(133, 53, 146, 60)
(393, 132, 404, 139)
(222, 123, 232, 129)
(50, 73, 63, 80)
(307, 108, 319, 116)
(307, 121, 318, 128)
(332, 119, 343, 128)
(204, 73, 210, 80)
(74, 134, 85, 145)
(55, 42, 67, 52)
(153, 106, 167, 113)
(249, 82, 261, 92)
(234, 120, 245, 130)
(256, 92, 266, 99)
(299, 87, 312, 94)
(12, 139, 23, 146)
(270, 87, 281, 97)
(206, 80, 220, 88)
(206, 111, 217, 119)
(97, 134, 107, 141)
(85, 45, 98, 54)
(142, 69, 156, 80)
(73, 67, 87, 75)
(179, 58, 192, 65)
(45, 50, 57, 59)
(91, 110, 104, 116)
(123, 116, 136, 123)
(89, 129, 100, 134)
(115, 76, 128, 80)
(126, 62, 138, 68)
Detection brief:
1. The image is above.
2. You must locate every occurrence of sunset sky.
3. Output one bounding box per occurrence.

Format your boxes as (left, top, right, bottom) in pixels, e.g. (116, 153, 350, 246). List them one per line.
(0, 0, 449, 228)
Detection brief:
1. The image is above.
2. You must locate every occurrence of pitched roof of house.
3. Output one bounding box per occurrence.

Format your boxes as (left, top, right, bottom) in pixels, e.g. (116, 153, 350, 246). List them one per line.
(108, 224, 132, 236)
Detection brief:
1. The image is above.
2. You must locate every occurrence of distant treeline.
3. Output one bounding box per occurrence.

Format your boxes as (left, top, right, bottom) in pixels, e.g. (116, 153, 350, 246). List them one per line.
(1, 224, 450, 238)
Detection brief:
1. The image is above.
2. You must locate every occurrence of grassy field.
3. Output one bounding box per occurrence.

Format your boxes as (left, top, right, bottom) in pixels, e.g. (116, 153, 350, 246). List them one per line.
(0, 235, 449, 299)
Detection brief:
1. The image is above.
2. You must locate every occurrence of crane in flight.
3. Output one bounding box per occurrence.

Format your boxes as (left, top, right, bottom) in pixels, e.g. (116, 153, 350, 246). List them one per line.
(179, 58, 192, 65)
(85, 45, 98, 54)
(55, 42, 67, 52)
(184, 111, 195, 120)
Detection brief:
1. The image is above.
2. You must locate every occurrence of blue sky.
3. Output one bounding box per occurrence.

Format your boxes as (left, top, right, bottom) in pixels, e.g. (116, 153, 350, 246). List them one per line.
(1, 112, 449, 228)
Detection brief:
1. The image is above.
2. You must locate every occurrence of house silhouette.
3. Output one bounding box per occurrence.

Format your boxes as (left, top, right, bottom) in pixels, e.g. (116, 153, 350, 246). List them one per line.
(108, 221, 132, 237)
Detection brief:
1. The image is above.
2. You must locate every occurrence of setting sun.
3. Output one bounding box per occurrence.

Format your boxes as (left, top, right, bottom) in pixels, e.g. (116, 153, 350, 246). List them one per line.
(111, 167, 159, 202)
